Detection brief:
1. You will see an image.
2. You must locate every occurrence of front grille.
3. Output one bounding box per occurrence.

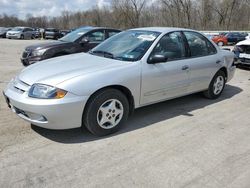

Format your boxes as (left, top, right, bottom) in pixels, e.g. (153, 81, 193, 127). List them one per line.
(239, 58, 250, 64)
(14, 106, 29, 118)
(12, 77, 30, 93)
(22, 50, 31, 58)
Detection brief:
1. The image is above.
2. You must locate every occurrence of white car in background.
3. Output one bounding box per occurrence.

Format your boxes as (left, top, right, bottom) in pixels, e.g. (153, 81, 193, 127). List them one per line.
(234, 39, 250, 67)
(6, 27, 35, 39)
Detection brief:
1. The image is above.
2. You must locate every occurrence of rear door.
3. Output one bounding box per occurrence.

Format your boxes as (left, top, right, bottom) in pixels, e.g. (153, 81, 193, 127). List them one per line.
(182, 31, 220, 93)
(141, 31, 191, 105)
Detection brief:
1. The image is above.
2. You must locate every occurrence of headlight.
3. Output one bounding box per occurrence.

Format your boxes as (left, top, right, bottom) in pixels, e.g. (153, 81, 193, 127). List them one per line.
(31, 49, 46, 56)
(28, 84, 67, 99)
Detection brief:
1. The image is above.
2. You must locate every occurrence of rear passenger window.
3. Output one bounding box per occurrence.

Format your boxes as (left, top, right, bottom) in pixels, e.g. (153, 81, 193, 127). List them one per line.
(108, 31, 120, 38)
(151, 32, 186, 61)
(184, 31, 217, 57)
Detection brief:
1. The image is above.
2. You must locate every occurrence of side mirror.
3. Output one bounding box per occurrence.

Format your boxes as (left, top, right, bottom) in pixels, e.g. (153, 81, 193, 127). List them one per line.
(148, 54, 167, 64)
(80, 38, 89, 45)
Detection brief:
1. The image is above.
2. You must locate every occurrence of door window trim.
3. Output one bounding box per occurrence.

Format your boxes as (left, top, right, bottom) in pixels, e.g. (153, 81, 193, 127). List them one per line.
(182, 31, 218, 59)
(147, 31, 188, 63)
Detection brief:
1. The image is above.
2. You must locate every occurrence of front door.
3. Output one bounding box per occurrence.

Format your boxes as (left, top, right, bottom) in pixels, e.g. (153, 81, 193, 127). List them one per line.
(141, 31, 190, 105)
(80, 30, 105, 52)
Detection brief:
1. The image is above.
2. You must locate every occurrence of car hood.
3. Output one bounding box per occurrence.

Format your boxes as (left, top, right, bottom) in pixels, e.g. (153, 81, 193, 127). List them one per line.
(7, 31, 21, 34)
(236, 39, 250, 46)
(18, 53, 127, 86)
(25, 41, 70, 51)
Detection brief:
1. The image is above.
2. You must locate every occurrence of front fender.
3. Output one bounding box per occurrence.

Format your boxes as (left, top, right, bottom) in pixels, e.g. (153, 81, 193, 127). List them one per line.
(56, 62, 142, 107)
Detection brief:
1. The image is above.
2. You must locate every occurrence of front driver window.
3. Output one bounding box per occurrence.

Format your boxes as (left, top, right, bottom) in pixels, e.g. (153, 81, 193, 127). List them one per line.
(85, 31, 105, 42)
(151, 32, 186, 61)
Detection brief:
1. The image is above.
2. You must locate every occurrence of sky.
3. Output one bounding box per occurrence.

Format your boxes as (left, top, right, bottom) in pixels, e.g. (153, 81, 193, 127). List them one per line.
(0, 0, 111, 19)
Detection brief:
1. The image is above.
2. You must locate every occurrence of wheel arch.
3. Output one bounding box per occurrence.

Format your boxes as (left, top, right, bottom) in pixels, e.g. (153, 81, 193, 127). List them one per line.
(84, 85, 135, 116)
(219, 67, 228, 81)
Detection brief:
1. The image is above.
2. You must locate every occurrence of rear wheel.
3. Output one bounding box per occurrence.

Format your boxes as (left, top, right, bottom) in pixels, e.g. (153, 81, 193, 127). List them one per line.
(203, 70, 226, 99)
(20, 35, 24, 39)
(83, 89, 129, 136)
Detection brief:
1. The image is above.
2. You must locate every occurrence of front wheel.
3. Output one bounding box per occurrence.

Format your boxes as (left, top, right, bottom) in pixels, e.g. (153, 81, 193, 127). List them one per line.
(203, 70, 226, 99)
(83, 89, 129, 136)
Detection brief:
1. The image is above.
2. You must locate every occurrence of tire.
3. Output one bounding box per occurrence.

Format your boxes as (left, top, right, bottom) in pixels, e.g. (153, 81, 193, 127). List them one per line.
(31, 34, 35, 39)
(203, 70, 226, 99)
(20, 35, 24, 39)
(217, 41, 224, 46)
(83, 88, 129, 136)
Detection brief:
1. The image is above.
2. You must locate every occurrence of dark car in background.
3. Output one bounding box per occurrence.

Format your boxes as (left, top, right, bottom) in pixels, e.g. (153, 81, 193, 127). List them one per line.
(59, 30, 71, 37)
(0, 27, 12, 38)
(225, 32, 246, 44)
(21, 27, 121, 66)
(45, 28, 61, 40)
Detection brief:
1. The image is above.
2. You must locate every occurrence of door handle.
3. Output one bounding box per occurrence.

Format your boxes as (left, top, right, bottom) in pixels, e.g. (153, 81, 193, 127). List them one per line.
(182, 65, 189, 70)
(216, 60, 222, 64)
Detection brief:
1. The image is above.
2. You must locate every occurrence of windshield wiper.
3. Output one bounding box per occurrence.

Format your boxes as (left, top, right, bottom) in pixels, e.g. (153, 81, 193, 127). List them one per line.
(90, 50, 114, 59)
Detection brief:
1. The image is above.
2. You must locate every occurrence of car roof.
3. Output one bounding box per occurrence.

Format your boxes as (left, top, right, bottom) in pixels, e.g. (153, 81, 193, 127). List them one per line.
(75, 26, 120, 31)
(130, 27, 195, 33)
(15, 26, 30, 29)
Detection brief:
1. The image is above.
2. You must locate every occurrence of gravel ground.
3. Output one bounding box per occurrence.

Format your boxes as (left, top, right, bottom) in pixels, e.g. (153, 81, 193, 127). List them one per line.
(0, 38, 250, 188)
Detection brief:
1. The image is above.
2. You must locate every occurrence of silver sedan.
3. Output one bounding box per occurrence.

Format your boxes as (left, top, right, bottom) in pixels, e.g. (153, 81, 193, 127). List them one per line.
(3, 27, 236, 136)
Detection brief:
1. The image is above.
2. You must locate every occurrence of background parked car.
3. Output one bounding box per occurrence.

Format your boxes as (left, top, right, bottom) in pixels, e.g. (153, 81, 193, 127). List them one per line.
(225, 32, 246, 44)
(6, 27, 35, 39)
(233, 39, 250, 67)
(59, 30, 71, 37)
(0, 27, 12, 38)
(219, 32, 228, 36)
(212, 35, 228, 46)
(45, 28, 61, 40)
(21, 26, 121, 66)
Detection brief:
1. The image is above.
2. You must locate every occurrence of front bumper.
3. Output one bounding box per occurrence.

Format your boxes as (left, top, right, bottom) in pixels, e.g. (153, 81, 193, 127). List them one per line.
(235, 58, 250, 66)
(3, 81, 88, 130)
(7, 34, 21, 39)
(21, 56, 43, 66)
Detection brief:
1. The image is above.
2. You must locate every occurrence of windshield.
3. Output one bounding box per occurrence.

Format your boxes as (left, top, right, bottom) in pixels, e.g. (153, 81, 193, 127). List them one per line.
(59, 27, 92, 42)
(90, 30, 161, 61)
(12, 27, 23, 32)
(46, 28, 56, 32)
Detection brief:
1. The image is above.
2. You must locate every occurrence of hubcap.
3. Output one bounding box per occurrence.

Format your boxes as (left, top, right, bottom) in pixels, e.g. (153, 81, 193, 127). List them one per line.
(97, 99, 124, 129)
(218, 42, 223, 46)
(213, 76, 224, 95)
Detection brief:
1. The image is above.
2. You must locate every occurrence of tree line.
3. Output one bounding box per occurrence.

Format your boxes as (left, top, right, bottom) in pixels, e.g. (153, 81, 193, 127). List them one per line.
(0, 0, 250, 31)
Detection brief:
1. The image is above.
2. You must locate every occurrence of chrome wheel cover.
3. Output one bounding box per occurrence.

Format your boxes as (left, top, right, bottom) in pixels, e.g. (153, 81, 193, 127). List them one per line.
(213, 76, 224, 95)
(97, 99, 124, 129)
